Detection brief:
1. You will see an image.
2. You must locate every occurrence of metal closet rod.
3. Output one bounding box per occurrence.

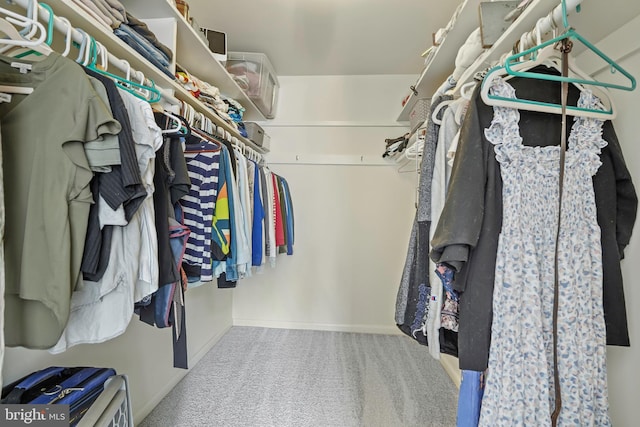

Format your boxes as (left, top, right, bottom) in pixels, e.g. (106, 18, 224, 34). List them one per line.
(7, 0, 180, 105)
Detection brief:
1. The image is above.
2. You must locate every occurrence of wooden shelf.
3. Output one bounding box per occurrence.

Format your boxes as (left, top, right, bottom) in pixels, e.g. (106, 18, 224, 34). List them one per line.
(397, 0, 481, 121)
(23, 0, 268, 153)
(121, 0, 266, 121)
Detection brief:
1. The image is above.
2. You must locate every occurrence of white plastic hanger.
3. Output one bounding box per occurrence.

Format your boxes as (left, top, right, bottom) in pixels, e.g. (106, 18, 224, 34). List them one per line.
(0, 0, 45, 54)
(161, 111, 183, 134)
(134, 70, 151, 100)
(58, 16, 72, 57)
(459, 81, 477, 101)
(0, 14, 47, 52)
(181, 101, 195, 126)
(431, 99, 453, 125)
(0, 11, 50, 95)
(17, 0, 40, 41)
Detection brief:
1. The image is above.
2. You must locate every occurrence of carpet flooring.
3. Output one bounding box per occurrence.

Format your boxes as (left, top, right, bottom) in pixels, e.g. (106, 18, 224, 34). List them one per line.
(140, 327, 458, 427)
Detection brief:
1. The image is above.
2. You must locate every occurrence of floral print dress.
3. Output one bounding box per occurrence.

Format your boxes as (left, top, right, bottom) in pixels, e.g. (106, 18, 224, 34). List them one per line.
(478, 78, 610, 426)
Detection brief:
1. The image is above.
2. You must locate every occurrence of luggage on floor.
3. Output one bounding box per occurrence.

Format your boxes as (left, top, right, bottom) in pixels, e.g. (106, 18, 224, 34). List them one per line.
(1, 366, 117, 426)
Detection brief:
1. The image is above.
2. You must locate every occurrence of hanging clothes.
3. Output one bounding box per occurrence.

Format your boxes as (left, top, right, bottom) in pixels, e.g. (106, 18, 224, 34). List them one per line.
(182, 135, 223, 284)
(426, 96, 466, 359)
(478, 76, 610, 426)
(78, 77, 117, 283)
(280, 177, 295, 256)
(273, 172, 285, 248)
(213, 145, 239, 287)
(247, 159, 256, 240)
(151, 121, 191, 289)
(263, 168, 277, 267)
(0, 125, 4, 387)
(234, 148, 253, 278)
(430, 70, 638, 372)
(277, 176, 288, 254)
(50, 89, 163, 353)
(457, 370, 485, 427)
(81, 69, 147, 283)
(395, 94, 451, 350)
(84, 68, 147, 222)
(1, 53, 121, 349)
(251, 162, 265, 267)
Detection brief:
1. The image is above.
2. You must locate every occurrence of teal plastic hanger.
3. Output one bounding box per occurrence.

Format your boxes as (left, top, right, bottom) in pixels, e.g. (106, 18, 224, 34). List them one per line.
(14, 2, 54, 59)
(505, 0, 635, 91)
(504, 33, 636, 92)
(85, 37, 162, 103)
(481, 0, 635, 119)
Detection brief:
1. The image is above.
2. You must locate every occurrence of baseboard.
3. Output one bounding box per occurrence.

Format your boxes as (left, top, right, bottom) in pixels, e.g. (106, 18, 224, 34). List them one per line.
(232, 318, 403, 336)
(439, 353, 461, 389)
(134, 323, 233, 424)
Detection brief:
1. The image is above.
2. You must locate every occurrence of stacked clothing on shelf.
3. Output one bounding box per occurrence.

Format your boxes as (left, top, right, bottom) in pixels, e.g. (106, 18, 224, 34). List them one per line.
(175, 68, 245, 131)
(114, 13, 176, 80)
(70, 0, 128, 30)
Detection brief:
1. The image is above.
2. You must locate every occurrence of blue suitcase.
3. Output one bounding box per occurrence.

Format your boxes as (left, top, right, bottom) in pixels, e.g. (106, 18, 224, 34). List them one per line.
(2, 366, 116, 426)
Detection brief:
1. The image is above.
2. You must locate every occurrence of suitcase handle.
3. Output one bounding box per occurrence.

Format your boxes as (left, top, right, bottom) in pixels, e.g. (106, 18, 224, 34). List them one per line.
(30, 368, 101, 405)
(2, 367, 67, 404)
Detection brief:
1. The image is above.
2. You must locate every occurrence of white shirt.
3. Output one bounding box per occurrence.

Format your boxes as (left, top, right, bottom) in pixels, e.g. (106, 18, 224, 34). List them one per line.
(233, 149, 252, 278)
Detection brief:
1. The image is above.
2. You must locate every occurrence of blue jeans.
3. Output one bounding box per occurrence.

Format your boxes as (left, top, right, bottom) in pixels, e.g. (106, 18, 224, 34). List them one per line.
(457, 370, 485, 427)
(114, 24, 176, 80)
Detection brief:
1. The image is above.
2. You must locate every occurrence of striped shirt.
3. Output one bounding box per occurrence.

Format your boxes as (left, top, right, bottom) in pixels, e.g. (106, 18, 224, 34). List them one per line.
(182, 142, 221, 282)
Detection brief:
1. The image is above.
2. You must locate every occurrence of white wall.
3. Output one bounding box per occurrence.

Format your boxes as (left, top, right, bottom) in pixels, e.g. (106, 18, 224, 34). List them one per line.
(577, 16, 640, 426)
(232, 75, 418, 334)
(3, 285, 233, 424)
(603, 59, 640, 427)
(570, 14, 640, 426)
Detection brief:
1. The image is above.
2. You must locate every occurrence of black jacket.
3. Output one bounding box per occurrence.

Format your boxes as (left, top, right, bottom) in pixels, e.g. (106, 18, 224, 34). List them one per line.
(430, 71, 638, 371)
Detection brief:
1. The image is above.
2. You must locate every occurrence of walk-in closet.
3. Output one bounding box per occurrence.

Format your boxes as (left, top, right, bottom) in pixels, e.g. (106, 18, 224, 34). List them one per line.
(0, 0, 638, 426)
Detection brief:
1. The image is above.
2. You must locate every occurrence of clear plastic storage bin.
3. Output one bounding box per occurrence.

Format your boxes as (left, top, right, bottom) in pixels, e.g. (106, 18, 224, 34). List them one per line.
(226, 52, 279, 119)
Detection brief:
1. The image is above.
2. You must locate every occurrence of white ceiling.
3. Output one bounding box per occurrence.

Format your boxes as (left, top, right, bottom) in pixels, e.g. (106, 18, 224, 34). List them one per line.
(188, 0, 461, 76)
(188, 0, 640, 77)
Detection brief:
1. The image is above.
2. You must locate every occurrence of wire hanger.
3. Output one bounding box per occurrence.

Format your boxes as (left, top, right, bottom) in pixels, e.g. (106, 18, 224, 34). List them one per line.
(481, 0, 635, 119)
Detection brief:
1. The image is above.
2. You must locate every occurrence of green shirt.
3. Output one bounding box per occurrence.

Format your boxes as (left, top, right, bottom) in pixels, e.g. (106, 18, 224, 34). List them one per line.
(0, 53, 120, 349)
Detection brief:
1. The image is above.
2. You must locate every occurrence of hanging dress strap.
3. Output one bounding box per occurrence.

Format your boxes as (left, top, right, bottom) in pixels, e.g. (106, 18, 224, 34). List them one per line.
(550, 37, 572, 427)
(484, 78, 523, 165)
